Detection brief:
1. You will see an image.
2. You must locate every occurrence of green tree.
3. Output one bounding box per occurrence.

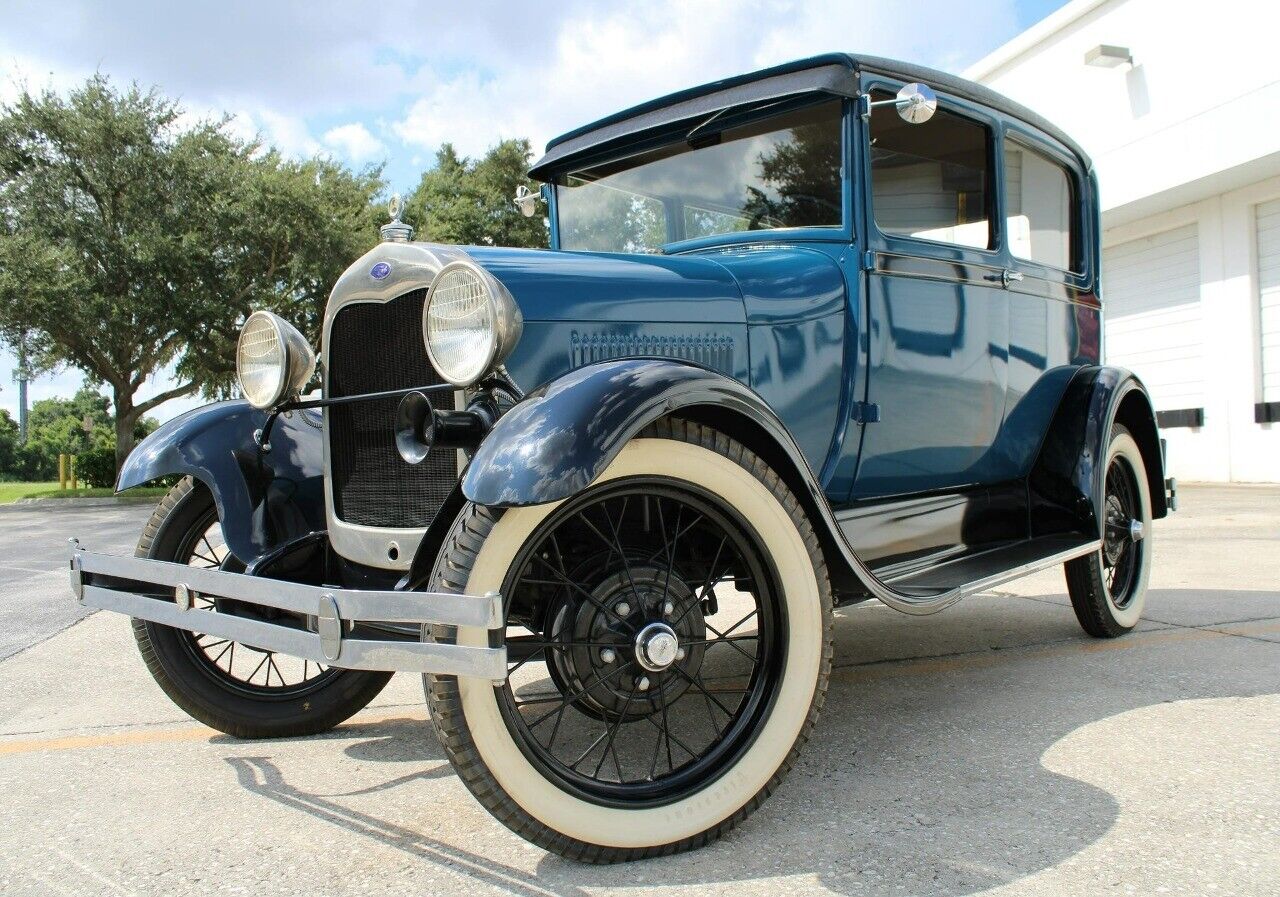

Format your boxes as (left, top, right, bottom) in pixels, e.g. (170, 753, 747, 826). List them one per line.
(0, 408, 21, 478)
(403, 139, 548, 248)
(0, 75, 384, 473)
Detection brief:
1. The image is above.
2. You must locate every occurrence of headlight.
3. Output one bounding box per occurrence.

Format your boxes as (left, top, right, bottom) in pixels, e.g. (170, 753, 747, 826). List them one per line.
(422, 261, 522, 387)
(236, 311, 316, 409)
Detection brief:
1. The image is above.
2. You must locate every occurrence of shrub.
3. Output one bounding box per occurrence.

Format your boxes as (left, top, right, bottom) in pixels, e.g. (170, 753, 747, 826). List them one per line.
(77, 446, 118, 489)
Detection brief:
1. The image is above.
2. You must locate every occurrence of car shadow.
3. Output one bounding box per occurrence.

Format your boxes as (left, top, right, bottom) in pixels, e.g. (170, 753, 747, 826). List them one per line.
(223, 587, 1278, 896)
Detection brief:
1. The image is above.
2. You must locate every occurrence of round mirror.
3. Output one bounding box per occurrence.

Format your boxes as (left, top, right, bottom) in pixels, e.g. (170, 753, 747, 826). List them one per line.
(897, 83, 937, 124)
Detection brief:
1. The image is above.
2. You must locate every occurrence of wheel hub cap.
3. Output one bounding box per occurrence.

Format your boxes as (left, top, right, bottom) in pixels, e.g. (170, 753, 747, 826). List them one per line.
(635, 622, 680, 671)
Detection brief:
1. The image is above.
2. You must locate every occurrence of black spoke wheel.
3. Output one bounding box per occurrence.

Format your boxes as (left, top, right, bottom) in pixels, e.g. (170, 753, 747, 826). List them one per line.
(424, 420, 832, 862)
(1101, 456, 1143, 609)
(1065, 424, 1153, 638)
(496, 480, 785, 805)
(130, 477, 391, 738)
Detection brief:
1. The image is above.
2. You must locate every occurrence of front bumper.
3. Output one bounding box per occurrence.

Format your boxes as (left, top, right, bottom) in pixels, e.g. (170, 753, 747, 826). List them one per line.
(68, 541, 506, 681)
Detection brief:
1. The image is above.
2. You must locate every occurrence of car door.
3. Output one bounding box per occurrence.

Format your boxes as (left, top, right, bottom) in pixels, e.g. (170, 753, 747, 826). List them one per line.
(996, 126, 1098, 479)
(850, 81, 1010, 500)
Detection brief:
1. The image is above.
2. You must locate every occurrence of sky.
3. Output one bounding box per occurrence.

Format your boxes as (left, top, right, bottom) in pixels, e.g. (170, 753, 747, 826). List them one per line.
(0, 0, 1069, 424)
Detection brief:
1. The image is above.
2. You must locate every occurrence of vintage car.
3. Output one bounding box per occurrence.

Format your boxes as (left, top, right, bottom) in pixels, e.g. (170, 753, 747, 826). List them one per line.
(70, 53, 1174, 861)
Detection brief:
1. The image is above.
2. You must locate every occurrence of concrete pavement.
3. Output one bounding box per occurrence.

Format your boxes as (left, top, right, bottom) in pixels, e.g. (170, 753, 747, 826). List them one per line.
(0, 502, 154, 661)
(0, 485, 1276, 895)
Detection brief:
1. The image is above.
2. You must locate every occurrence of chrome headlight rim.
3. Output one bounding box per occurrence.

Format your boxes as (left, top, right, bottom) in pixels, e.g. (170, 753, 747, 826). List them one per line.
(236, 310, 317, 410)
(422, 259, 523, 388)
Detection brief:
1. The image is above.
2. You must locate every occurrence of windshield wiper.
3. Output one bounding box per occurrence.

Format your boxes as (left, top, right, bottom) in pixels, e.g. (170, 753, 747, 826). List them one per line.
(685, 108, 729, 143)
(685, 98, 792, 145)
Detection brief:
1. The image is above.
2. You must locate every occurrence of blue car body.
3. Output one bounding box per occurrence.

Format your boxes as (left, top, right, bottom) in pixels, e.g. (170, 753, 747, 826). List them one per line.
(120, 53, 1169, 612)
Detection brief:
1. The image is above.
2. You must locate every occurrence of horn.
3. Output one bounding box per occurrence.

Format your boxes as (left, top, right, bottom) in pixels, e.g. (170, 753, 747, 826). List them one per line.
(394, 391, 435, 464)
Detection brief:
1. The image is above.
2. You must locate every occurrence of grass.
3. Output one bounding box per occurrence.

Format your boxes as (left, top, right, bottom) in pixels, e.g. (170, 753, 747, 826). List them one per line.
(0, 481, 169, 505)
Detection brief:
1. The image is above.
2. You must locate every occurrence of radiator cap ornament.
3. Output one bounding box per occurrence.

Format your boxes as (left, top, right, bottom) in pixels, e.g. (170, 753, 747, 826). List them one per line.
(379, 193, 414, 243)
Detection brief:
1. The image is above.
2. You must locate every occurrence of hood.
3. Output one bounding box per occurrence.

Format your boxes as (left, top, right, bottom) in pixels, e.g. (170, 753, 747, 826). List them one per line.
(462, 246, 745, 325)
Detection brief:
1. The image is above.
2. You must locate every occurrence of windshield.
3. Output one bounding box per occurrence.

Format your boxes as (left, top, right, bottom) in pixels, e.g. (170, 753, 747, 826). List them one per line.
(555, 99, 844, 253)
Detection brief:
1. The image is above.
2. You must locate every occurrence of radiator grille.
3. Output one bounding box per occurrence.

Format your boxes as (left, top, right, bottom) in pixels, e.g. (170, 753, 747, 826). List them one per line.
(326, 289, 457, 528)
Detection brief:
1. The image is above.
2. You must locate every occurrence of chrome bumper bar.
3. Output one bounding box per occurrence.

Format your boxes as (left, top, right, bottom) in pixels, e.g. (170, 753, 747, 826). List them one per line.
(68, 541, 506, 681)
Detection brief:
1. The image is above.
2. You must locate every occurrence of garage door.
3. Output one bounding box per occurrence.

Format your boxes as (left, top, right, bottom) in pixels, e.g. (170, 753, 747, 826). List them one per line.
(1257, 198, 1280, 403)
(1103, 224, 1205, 423)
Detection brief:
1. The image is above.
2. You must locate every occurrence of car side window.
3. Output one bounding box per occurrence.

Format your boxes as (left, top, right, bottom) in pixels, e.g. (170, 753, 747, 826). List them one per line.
(869, 91, 992, 250)
(1004, 137, 1075, 271)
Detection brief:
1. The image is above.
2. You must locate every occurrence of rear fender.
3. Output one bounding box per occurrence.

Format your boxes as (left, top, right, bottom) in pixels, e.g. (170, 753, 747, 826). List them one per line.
(117, 401, 326, 565)
(1029, 365, 1167, 541)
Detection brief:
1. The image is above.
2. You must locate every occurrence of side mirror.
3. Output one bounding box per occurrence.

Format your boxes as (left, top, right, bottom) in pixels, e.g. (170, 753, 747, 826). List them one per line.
(514, 184, 544, 218)
(862, 82, 938, 125)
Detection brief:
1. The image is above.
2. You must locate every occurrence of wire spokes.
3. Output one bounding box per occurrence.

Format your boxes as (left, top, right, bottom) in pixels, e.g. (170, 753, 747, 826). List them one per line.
(497, 480, 784, 802)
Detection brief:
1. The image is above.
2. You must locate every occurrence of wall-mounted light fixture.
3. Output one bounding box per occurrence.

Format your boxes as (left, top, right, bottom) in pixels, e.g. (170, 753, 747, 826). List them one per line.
(1084, 44, 1133, 67)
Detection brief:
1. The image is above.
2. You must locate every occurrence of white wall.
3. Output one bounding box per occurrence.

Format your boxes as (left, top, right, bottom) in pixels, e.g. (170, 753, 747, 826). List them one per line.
(967, 0, 1280, 220)
(966, 0, 1280, 482)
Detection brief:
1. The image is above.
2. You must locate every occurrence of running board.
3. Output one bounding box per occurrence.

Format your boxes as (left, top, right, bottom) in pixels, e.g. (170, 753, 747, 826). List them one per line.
(884, 534, 1100, 595)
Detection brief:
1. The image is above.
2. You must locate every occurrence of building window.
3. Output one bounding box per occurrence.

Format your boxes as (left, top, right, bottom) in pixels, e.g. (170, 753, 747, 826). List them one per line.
(869, 92, 991, 250)
(1005, 138, 1076, 271)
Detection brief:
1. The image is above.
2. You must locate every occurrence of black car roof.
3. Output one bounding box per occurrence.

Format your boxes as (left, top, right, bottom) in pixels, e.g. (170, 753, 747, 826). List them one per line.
(528, 52, 1091, 181)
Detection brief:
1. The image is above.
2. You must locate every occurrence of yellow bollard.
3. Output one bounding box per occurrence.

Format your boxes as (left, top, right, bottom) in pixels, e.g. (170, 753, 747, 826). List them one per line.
(70, 454, 78, 491)
(59, 454, 67, 490)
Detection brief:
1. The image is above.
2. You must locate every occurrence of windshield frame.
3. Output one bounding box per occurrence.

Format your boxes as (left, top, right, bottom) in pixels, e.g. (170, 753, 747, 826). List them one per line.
(548, 95, 854, 256)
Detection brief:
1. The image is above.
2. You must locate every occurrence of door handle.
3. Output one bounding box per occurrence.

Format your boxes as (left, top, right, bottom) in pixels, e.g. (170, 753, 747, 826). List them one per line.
(985, 269, 1025, 288)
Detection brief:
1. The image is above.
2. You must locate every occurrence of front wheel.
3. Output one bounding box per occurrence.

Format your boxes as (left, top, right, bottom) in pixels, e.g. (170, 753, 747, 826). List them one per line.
(1064, 424, 1153, 638)
(426, 420, 833, 862)
(131, 477, 392, 738)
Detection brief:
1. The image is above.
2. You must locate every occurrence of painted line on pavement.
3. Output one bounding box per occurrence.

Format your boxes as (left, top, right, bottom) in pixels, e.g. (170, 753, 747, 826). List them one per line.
(2, 620, 1277, 758)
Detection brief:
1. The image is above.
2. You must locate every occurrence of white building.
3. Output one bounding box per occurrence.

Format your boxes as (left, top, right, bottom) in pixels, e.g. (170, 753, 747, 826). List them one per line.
(966, 0, 1280, 482)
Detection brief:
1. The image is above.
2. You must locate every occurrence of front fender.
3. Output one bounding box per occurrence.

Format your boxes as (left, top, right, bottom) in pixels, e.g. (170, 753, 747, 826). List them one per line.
(462, 359, 806, 507)
(1030, 365, 1167, 541)
(118, 401, 326, 564)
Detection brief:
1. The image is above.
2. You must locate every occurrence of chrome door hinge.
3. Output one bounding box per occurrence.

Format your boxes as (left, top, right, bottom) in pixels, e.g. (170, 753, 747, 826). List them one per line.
(852, 401, 881, 424)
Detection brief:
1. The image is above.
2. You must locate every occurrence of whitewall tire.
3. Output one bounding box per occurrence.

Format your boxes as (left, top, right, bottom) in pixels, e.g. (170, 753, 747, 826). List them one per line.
(425, 420, 833, 862)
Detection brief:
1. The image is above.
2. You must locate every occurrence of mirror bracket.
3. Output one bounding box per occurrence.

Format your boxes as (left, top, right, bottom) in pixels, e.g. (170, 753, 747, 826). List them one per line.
(859, 82, 938, 124)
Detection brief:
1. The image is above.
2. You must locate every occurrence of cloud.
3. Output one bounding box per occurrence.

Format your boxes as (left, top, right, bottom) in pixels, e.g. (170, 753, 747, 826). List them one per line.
(2, 0, 1025, 166)
(323, 122, 386, 163)
(390, 0, 1022, 159)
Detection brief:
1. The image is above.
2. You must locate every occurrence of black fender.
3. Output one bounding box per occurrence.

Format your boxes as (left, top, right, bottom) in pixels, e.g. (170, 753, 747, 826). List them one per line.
(117, 400, 326, 565)
(456, 358, 968, 615)
(1030, 365, 1168, 541)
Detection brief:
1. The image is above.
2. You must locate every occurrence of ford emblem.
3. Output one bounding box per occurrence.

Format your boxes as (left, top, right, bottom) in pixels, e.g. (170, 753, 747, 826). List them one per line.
(370, 262, 391, 280)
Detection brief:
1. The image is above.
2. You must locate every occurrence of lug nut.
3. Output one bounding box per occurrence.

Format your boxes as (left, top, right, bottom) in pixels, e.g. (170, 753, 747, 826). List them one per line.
(663, 601, 674, 616)
(600, 648, 616, 664)
(614, 602, 631, 617)
(676, 647, 686, 661)
(637, 676, 650, 692)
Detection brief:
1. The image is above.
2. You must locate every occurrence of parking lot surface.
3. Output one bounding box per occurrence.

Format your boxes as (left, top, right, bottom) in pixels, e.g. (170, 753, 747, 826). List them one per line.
(0, 486, 1276, 896)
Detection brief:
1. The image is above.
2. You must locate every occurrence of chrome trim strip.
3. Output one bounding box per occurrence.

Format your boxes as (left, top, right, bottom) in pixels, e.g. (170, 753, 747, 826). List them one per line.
(70, 547, 506, 680)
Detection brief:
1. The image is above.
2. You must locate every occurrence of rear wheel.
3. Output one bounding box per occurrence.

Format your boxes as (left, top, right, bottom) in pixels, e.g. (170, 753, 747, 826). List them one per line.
(1064, 425, 1152, 638)
(131, 477, 391, 738)
(426, 421, 832, 862)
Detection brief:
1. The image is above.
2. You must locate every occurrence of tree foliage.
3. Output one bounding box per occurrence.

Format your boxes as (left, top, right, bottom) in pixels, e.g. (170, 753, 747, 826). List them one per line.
(741, 121, 843, 229)
(0, 385, 156, 480)
(403, 139, 548, 248)
(0, 75, 384, 471)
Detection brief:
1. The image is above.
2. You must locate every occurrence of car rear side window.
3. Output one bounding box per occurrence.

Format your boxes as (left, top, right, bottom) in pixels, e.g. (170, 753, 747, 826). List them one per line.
(869, 91, 992, 250)
(1005, 137, 1076, 271)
